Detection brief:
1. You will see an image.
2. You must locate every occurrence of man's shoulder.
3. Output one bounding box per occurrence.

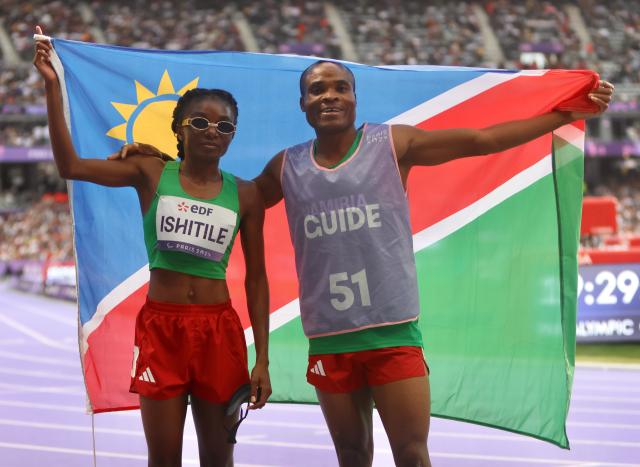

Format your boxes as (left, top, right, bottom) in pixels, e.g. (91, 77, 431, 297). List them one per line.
(282, 138, 313, 161)
(284, 137, 314, 151)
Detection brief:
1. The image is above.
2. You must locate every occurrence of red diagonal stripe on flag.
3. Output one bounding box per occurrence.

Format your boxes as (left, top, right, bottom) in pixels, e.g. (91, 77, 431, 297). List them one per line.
(407, 72, 587, 233)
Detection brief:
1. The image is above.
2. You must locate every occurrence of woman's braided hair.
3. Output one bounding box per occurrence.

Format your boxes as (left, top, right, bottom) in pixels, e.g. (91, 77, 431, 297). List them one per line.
(171, 88, 239, 160)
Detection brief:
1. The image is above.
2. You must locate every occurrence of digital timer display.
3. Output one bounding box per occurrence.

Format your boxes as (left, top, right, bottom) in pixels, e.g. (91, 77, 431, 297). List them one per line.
(577, 264, 640, 342)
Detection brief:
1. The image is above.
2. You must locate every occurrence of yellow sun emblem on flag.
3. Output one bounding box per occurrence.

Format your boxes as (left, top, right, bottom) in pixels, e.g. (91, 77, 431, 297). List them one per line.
(107, 70, 199, 158)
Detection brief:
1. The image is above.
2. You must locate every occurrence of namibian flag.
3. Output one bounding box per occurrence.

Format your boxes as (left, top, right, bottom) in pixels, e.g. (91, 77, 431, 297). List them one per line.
(50, 37, 594, 448)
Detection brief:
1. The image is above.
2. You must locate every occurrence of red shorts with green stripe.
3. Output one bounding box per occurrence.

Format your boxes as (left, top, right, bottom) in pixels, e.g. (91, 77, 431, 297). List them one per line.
(129, 298, 249, 403)
(306, 346, 428, 393)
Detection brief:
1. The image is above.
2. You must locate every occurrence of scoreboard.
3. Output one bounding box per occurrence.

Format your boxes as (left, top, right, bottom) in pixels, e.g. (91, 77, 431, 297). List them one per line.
(577, 264, 640, 342)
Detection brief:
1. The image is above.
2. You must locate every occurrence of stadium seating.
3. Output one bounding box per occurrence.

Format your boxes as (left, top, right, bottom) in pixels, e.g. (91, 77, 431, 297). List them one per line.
(0, 0, 639, 259)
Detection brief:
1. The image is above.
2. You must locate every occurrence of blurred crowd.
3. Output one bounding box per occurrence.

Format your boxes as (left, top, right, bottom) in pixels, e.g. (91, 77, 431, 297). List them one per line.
(580, 0, 640, 84)
(342, 0, 485, 66)
(1, 0, 638, 148)
(1, 123, 49, 146)
(487, 0, 585, 69)
(0, 0, 638, 109)
(588, 177, 640, 240)
(240, 0, 341, 57)
(0, 195, 73, 263)
(0, 67, 45, 110)
(92, 0, 243, 51)
(0, 162, 65, 210)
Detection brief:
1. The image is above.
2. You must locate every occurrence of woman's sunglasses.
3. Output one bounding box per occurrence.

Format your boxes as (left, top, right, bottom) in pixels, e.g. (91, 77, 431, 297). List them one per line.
(181, 117, 236, 135)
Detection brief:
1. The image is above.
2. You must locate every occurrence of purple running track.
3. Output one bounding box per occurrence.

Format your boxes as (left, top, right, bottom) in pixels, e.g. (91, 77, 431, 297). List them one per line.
(0, 282, 639, 467)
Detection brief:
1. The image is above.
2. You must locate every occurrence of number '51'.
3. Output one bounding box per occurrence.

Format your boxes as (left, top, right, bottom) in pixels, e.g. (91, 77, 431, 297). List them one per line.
(329, 269, 372, 311)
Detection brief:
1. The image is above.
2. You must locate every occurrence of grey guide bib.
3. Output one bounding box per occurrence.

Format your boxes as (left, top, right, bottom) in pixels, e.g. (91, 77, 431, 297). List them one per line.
(281, 123, 420, 338)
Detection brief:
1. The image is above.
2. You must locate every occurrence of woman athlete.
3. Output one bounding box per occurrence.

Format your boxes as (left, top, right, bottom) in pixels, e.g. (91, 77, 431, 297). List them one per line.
(34, 26, 271, 467)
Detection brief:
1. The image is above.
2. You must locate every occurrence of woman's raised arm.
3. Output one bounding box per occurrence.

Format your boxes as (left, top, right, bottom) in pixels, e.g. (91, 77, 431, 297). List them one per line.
(34, 28, 157, 189)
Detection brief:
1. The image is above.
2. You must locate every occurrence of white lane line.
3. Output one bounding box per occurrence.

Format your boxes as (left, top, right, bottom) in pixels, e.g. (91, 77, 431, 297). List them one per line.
(0, 382, 85, 396)
(430, 431, 640, 448)
(0, 400, 85, 413)
(0, 441, 272, 466)
(0, 367, 82, 381)
(574, 385, 640, 394)
(0, 439, 634, 467)
(0, 399, 144, 418)
(0, 418, 141, 436)
(1, 415, 637, 450)
(428, 452, 637, 466)
(571, 407, 640, 416)
(568, 421, 640, 430)
(576, 362, 640, 371)
(0, 349, 78, 368)
(256, 404, 319, 413)
(254, 418, 640, 436)
(0, 338, 26, 346)
(5, 396, 640, 431)
(572, 395, 640, 404)
(247, 420, 326, 430)
(0, 300, 76, 327)
(0, 313, 75, 352)
(218, 436, 640, 467)
(0, 441, 148, 460)
(0, 418, 260, 447)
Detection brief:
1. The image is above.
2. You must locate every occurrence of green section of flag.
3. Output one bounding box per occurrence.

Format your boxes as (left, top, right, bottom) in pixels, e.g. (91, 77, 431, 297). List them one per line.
(417, 141, 582, 448)
(551, 133, 585, 444)
(416, 171, 568, 446)
(552, 133, 584, 370)
(254, 139, 583, 448)
(249, 313, 318, 403)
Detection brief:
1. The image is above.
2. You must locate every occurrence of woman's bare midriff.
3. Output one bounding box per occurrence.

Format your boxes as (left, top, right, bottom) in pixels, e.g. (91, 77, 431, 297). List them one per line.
(148, 268, 230, 304)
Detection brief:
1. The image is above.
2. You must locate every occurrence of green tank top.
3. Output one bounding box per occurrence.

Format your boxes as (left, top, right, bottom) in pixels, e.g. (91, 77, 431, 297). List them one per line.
(143, 161, 240, 280)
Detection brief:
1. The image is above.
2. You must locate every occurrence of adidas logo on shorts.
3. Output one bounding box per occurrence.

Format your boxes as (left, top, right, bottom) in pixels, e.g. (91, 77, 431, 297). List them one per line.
(139, 367, 156, 384)
(310, 360, 326, 376)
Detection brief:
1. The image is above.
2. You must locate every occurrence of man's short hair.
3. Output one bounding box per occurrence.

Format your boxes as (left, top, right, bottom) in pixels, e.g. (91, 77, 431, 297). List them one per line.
(299, 60, 356, 97)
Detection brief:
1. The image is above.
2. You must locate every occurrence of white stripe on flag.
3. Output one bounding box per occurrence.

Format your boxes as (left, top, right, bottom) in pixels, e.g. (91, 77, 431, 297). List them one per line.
(81, 264, 149, 355)
(554, 123, 585, 149)
(385, 70, 547, 126)
(412, 154, 553, 251)
(245, 299, 301, 346)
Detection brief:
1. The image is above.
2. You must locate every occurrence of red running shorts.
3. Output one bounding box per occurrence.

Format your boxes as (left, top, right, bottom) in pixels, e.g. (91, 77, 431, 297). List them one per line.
(130, 298, 249, 403)
(307, 346, 428, 393)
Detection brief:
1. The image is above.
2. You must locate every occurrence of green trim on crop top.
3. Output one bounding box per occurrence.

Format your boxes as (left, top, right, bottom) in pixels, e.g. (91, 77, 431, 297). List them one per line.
(143, 161, 240, 280)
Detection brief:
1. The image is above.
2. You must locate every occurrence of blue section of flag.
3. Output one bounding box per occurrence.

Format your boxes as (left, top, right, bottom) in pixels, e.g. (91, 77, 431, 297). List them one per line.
(53, 38, 499, 324)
